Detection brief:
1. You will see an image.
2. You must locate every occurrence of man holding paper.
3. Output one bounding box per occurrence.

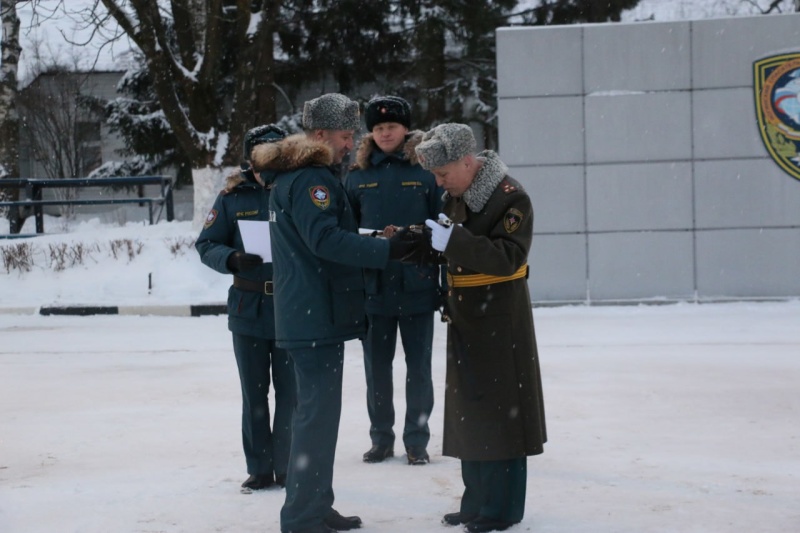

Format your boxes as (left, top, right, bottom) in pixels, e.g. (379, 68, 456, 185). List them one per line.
(195, 124, 295, 493)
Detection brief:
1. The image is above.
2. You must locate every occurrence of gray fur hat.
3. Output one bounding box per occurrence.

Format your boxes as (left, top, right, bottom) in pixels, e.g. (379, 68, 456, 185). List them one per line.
(415, 123, 476, 170)
(302, 93, 360, 131)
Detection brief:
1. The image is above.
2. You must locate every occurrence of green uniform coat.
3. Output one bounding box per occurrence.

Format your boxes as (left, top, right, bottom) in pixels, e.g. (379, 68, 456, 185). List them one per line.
(345, 131, 443, 316)
(195, 173, 276, 338)
(252, 134, 391, 349)
(439, 150, 547, 461)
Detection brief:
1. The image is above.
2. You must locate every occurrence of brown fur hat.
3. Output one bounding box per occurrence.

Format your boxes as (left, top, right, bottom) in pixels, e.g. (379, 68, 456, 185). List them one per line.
(251, 133, 335, 173)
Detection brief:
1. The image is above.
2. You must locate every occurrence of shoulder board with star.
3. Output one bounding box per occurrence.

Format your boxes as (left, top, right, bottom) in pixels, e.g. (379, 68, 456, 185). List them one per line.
(500, 178, 517, 194)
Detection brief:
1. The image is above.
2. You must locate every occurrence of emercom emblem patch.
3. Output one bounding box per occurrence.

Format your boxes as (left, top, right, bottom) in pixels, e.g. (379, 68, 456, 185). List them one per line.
(754, 52, 800, 181)
(204, 209, 218, 229)
(309, 185, 331, 210)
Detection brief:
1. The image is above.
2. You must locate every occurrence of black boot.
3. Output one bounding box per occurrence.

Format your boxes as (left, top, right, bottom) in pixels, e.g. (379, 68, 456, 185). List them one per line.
(324, 508, 362, 530)
(465, 516, 517, 532)
(405, 446, 430, 465)
(240, 474, 274, 492)
(442, 512, 477, 526)
(362, 444, 393, 463)
(281, 525, 336, 533)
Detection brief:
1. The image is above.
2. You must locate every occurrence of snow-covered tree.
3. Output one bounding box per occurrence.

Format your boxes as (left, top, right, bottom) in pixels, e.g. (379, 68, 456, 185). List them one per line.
(1, 0, 23, 232)
(69, 0, 288, 228)
(90, 50, 192, 185)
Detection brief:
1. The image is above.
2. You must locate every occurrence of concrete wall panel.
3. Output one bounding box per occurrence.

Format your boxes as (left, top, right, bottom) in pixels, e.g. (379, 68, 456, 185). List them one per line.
(696, 228, 800, 297)
(693, 88, 768, 160)
(586, 162, 693, 232)
(585, 92, 692, 163)
(498, 14, 800, 302)
(584, 21, 691, 92)
(515, 165, 586, 234)
(692, 15, 800, 89)
(528, 234, 587, 301)
(588, 232, 695, 300)
(694, 159, 800, 229)
(497, 27, 583, 98)
(499, 96, 584, 166)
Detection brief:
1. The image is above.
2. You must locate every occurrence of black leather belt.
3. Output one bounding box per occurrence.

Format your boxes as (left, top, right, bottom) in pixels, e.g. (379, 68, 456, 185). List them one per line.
(233, 276, 274, 295)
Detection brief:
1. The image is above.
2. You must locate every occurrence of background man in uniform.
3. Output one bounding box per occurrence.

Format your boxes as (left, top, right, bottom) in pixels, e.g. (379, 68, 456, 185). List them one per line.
(345, 96, 443, 466)
(195, 124, 295, 493)
(254, 93, 419, 533)
(415, 123, 547, 533)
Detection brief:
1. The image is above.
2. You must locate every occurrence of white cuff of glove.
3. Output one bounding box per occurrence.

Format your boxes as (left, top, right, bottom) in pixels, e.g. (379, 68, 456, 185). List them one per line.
(425, 213, 454, 252)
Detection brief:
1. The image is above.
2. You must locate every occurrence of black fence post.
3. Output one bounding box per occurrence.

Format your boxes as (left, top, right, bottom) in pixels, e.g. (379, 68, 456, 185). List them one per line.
(165, 179, 174, 222)
(27, 182, 45, 234)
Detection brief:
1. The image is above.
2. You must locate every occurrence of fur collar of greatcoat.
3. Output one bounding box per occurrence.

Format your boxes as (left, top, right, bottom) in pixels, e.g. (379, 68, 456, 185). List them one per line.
(222, 169, 247, 193)
(250, 133, 335, 174)
(351, 130, 425, 171)
(447, 150, 509, 213)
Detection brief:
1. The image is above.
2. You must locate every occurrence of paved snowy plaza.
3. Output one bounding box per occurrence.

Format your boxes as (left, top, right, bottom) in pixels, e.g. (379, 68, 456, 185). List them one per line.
(1, 302, 798, 532)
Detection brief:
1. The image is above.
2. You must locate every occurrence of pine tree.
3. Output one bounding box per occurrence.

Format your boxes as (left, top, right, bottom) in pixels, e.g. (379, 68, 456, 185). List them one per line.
(525, 0, 641, 24)
(92, 0, 283, 168)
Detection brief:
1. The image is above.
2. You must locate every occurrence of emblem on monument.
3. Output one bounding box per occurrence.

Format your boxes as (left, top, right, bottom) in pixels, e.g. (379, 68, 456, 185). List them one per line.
(754, 53, 800, 181)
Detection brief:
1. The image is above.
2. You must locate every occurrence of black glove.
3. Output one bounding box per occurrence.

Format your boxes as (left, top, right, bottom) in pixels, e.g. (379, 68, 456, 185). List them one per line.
(387, 227, 417, 262)
(388, 225, 442, 265)
(226, 251, 263, 273)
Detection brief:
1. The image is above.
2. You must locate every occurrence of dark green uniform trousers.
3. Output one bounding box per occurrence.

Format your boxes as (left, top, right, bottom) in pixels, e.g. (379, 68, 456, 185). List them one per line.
(460, 457, 527, 523)
(363, 312, 434, 448)
(280, 343, 344, 532)
(232, 334, 294, 480)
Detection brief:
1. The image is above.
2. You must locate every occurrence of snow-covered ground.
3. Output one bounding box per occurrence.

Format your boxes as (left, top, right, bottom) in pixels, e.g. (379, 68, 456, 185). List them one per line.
(1, 217, 799, 532)
(2, 301, 798, 533)
(1, 216, 225, 309)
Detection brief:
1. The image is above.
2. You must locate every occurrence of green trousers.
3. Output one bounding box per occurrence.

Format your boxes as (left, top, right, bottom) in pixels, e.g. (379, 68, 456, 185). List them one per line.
(459, 457, 527, 523)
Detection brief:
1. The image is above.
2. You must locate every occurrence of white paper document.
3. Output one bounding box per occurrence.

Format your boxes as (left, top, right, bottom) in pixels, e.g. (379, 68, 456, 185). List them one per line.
(237, 220, 271, 262)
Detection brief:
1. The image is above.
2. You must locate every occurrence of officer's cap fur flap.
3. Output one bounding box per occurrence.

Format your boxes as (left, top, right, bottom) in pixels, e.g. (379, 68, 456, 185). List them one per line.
(352, 130, 424, 170)
(250, 134, 335, 172)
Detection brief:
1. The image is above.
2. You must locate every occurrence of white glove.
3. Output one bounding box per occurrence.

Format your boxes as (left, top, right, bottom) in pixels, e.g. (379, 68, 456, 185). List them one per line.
(425, 213, 454, 252)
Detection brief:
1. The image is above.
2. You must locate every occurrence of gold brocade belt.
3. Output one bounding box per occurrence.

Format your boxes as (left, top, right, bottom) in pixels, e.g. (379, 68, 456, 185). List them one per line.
(447, 264, 528, 288)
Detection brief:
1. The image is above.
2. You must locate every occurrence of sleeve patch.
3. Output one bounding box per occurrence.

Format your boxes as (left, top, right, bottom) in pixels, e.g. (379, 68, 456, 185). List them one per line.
(204, 209, 218, 229)
(503, 208, 524, 233)
(309, 185, 331, 210)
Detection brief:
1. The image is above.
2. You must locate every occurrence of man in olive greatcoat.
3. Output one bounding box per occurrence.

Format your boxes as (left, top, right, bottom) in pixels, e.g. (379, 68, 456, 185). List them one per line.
(345, 96, 443, 466)
(415, 123, 547, 533)
(256, 93, 422, 533)
(195, 124, 295, 493)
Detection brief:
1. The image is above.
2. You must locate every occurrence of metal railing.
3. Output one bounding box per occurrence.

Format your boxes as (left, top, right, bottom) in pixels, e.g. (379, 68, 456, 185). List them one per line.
(0, 176, 174, 234)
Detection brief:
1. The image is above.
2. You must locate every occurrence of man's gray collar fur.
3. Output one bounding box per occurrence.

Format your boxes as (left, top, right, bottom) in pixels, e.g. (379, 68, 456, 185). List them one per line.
(459, 150, 508, 212)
